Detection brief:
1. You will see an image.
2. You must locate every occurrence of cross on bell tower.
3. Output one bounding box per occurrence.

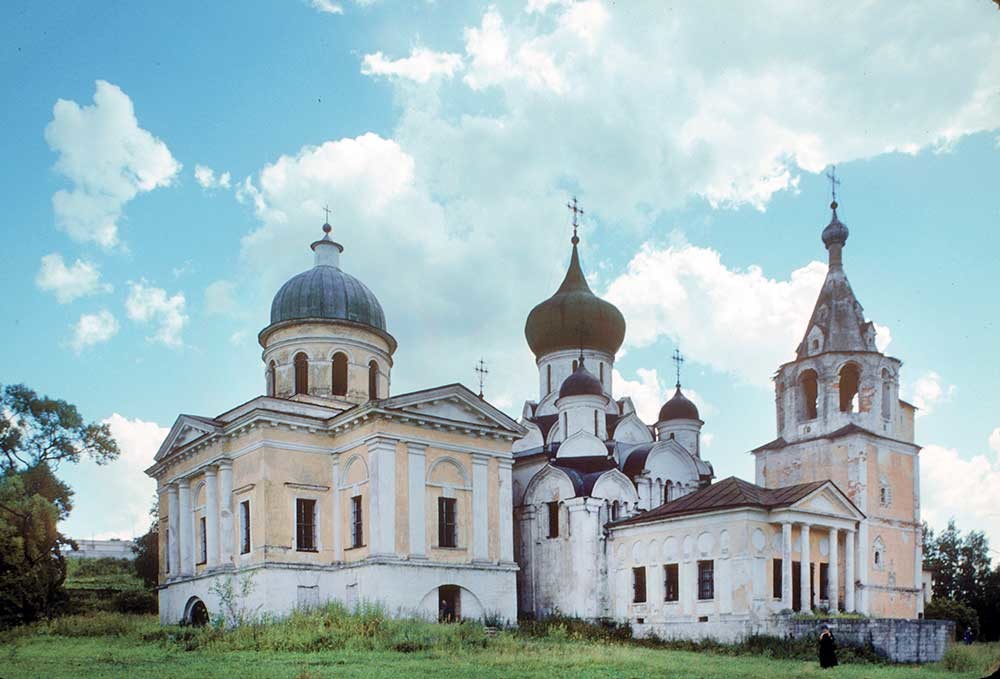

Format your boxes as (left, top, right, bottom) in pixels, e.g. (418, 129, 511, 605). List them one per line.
(474, 358, 489, 399)
(672, 348, 685, 389)
(566, 196, 584, 245)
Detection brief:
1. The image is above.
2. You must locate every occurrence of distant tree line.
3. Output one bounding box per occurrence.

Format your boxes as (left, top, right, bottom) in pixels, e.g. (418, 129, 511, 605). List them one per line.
(923, 520, 1000, 641)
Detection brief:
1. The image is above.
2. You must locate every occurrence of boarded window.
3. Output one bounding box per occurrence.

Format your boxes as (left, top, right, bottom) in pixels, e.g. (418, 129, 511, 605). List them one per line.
(368, 360, 379, 400)
(664, 564, 679, 602)
(198, 517, 207, 564)
(633, 567, 647, 603)
(800, 370, 818, 420)
(438, 497, 457, 548)
(240, 500, 251, 554)
(773, 558, 783, 599)
(332, 353, 348, 396)
(839, 364, 861, 413)
(296, 498, 316, 551)
(698, 560, 715, 600)
(294, 353, 309, 395)
(350, 495, 363, 548)
(547, 501, 559, 538)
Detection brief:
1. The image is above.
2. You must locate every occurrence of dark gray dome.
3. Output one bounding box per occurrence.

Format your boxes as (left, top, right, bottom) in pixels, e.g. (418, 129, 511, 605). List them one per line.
(658, 387, 699, 422)
(269, 265, 386, 331)
(822, 201, 849, 248)
(559, 362, 604, 399)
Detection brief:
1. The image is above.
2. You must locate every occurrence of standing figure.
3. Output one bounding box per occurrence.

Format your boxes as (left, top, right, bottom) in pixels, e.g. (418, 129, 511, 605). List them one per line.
(818, 624, 838, 669)
(963, 627, 973, 645)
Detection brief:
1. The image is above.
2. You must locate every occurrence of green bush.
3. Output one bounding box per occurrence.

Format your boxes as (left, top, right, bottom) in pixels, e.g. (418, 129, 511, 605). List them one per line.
(925, 598, 980, 641)
(518, 615, 632, 643)
(66, 557, 134, 579)
(114, 590, 157, 615)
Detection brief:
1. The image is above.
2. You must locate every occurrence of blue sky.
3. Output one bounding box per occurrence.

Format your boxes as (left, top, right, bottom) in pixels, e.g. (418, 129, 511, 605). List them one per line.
(1, 1, 998, 549)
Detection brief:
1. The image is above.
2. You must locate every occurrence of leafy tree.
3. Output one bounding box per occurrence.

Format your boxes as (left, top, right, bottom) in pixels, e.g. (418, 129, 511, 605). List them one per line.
(924, 520, 1000, 641)
(132, 495, 160, 590)
(0, 384, 119, 471)
(0, 464, 74, 627)
(924, 597, 980, 640)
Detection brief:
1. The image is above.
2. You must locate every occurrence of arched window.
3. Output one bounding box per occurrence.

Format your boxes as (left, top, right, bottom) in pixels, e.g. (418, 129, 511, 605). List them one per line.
(839, 364, 861, 413)
(799, 369, 818, 421)
(599, 362, 604, 384)
(664, 481, 672, 504)
(611, 500, 620, 521)
(572, 359, 578, 372)
(547, 365, 552, 394)
(332, 353, 348, 396)
(594, 410, 599, 436)
(368, 360, 379, 400)
(266, 361, 276, 397)
(294, 353, 309, 395)
(881, 368, 892, 420)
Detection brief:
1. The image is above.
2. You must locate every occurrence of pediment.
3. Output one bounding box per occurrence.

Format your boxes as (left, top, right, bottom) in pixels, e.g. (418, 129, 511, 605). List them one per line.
(791, 483, 864, 520)
(154, 415, 220, 461)
(384, 384, 524, 434)
(613, 412, 653, 444)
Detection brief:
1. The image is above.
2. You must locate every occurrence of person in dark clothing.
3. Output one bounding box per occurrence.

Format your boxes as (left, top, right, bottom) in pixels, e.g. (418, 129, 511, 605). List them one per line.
(818, 625, 838, 669)
(963, 627, 973, 645)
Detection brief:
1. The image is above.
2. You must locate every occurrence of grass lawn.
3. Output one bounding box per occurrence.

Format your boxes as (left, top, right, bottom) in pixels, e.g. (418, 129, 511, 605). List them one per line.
(2, 611, 997, 679)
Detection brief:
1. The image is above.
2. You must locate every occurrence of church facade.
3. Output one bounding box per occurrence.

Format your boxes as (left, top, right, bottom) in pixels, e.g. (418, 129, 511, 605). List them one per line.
(147, 223, 524, 625)
(512, 197, 924, 639)
(148, 195, 924, 636)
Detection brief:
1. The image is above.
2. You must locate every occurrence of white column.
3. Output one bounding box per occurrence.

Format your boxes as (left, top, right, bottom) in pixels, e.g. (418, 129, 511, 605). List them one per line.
(844, 528, 856, 613)
(367, 437, 397, 556)
(217, 460, 233, 566)
(781, 522, 793, 610)
(498, 458, 514, 563)
(407, 443, 427, 558)
(472, 454, 490, 562)
(800, 523, 811, 612)
(828, 527, 840, 612)
(177, 478, 193, 576)
(857, 520, 869, 614)
(167, 484, 180, 577)
(204, 467, 219, 568)
(331, 458, 343, 561)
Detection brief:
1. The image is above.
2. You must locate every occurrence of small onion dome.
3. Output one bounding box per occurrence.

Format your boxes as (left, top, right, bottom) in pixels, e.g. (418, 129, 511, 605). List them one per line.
(559, 360, 604, 399)
(524, 242, 626, 358)
(821, 201, 849, 249)
(658, 386, 700, 422)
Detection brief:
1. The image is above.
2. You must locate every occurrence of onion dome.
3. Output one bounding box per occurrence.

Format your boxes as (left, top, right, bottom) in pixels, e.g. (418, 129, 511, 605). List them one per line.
(524, 240, 626, 358)
(658, 386, 700, 422)
(821, 201, 849, 249)
(559, 359, 604, 399)
(263, 222, 392, 345)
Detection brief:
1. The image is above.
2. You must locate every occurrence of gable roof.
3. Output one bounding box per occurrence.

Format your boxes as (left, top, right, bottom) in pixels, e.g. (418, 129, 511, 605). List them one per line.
(751, 422, 918, 453)
(610, 476, 857, 527)
(381, 382, 524, 434)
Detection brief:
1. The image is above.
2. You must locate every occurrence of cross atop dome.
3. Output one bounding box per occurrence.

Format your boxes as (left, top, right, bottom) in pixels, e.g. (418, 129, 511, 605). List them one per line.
(567, 196, 584, 245)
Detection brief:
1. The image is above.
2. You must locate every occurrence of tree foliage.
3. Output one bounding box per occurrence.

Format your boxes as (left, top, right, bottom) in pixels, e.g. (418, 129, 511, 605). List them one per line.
(132, 495, 160, 590)
(0, 463, 74, 627)
(0, 384, 119, 471)
(923, 520, 1000, 641)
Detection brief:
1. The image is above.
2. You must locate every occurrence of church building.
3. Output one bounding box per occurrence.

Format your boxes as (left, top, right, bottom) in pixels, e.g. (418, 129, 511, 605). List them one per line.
(146, 221, 524, 625)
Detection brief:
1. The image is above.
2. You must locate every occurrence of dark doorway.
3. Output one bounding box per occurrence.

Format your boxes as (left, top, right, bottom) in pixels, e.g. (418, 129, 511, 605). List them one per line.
(438, 585, 460, 622)
(792, 561, 801, 612)
(189, 599, 209, 626)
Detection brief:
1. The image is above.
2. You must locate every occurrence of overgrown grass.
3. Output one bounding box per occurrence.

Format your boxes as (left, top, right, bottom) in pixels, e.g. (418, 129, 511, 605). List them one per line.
(2, 610, 997, 679)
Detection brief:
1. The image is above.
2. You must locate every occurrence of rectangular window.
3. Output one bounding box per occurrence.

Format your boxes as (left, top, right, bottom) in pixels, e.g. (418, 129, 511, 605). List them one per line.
(199, 516, 207, 564)
(633, 567, 647, 603)
(698, 560, 715, 600)
(350, 495, 363, 548)
(820, 562, 829, 601)
(663, 564, 679, 602)
(547, 501, 560, 538)
(438, 497, 457, 548)
(240, 500, 251, 555)
(773, 558, 783, 599)
(296, 498, 316, 551)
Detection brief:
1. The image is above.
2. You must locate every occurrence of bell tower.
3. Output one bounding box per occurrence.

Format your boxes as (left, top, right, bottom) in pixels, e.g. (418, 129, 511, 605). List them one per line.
(752, 182, 923, 619)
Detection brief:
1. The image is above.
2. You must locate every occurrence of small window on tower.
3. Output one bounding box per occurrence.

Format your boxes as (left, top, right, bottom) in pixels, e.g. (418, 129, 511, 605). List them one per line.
(799, 369, 819, 421)
(594, 410, 599, 436)
(368, 360, 379, 400)
(547, 501, 559, 538)
(547, 365, 552, 394)
(332, 353, 348, 396)
(267, 361, 276, 397)
(294, 353, 309, 395)
(572, 359, 578, 372)
(839, 363, 861, 413)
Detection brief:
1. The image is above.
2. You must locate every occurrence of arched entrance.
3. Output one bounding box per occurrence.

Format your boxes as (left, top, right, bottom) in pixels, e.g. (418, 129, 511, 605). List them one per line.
(184, 596, 210, 626)
(418, 584, 485, 622)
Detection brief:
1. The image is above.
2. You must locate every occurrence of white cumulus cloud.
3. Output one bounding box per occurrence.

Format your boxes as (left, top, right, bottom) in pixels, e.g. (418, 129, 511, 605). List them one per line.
(44, 80, 180, 248)
(194, 164, 232, 190)
(204, 280, 240, 317)
(921, 440, 1000, 551)
(613, 367, 715, 424)
(310, 0, 342, 14)
(125, 281, 188, 348)
(908, 371, 956, 417)
(362, 48, 464, 83)
(71, 309, 119, 353)
(36, 253, 112, 303)
(605, 243, 829, 387)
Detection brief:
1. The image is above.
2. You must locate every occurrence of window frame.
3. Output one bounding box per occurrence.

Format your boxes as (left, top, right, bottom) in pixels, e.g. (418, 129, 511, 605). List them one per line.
(663, 564, 679, 602)
(350, 495, 364, 549)
(438, 496, 458, 548)
(295, 497, 318, 552)
(632, 566, 647, 603)
(697, 560, 715, 601)
(239, 500, 251, 555)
